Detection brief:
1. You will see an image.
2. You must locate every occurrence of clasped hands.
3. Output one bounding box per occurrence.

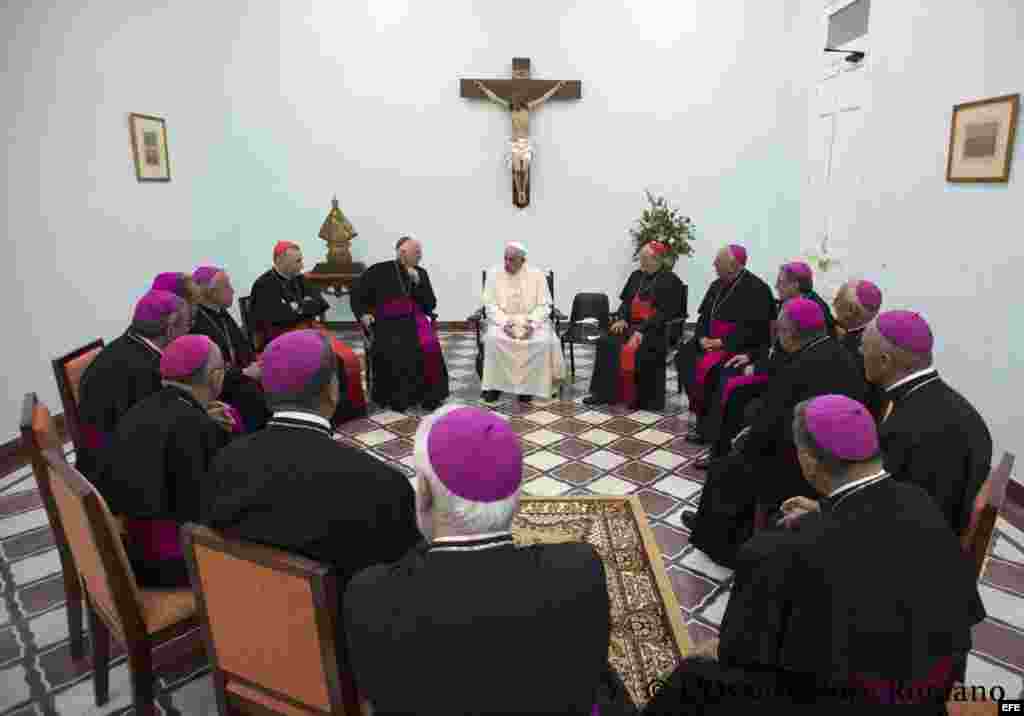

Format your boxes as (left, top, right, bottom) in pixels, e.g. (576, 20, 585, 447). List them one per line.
(699, 337, 725, 352)
(503, 322, 534, 340)
(776, 495, 821, 529)
(724, 353, 756, 376)
(206, 401, 237, 433)
(610, 320, 643, 348)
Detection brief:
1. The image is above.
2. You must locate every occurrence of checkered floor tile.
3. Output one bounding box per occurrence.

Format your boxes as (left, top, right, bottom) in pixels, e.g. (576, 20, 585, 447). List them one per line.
(1, 330, 1022, 713)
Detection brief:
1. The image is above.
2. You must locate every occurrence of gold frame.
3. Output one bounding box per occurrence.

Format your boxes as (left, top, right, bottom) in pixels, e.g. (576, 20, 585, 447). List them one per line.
(946, 93, 1019, 183)
(128, 112, 171, 182)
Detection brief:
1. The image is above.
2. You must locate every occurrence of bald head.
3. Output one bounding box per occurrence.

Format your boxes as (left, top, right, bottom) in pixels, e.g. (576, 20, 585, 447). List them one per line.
(834, 280, 882, 330)
(713, 246, 741, 281)
(397, 237, 422, 267)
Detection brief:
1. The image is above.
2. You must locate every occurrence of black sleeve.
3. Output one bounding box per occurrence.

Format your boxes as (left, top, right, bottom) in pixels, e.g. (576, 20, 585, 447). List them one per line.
(693, 285, 715, 341)
(166, 418, 230, 524)
(638, 273, 683, 335)
(743, 362, 803, 457)
(349, 267, 375, 320)
(414, 268, 437, 315)
(250, 275, 301, 327)
(298, 277, 330, 316)
(616, 273, 636, 322)
(718, 530, 800, 668)
(371, 472, 423, 565)
(721, 285, 776, 354)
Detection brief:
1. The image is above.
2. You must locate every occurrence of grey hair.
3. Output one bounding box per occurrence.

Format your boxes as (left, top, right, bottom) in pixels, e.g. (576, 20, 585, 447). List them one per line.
(413, 403, 521, 535)
(791, 398, 866, 476)
(265, 335, 341, 412)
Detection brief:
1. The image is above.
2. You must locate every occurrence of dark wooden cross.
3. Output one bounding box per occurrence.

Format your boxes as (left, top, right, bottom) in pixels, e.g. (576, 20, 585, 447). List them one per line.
(460, 57, 582, 208)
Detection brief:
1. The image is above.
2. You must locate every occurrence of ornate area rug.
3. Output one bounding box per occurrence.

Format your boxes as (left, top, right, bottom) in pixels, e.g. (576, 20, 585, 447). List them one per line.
(513, 496, 691, 707)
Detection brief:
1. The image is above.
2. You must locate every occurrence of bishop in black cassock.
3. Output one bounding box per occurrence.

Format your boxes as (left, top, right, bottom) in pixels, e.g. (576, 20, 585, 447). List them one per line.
(350, 237, 449, 411)
(201, 329, 421, 654)
(249, 241, 366, 421)
(683, 298, 867, 568)
(344, 405, 631, 716)
(676, 245, 775, 440)
(77, 290, 190, 483)
(697, 261, 837, 465)
(863, 310, 992, 535)
(190, 266, 269, 432)
(833, 278, 885, 420)
(584, 241, 685, 411)
(647, 396, 984, 712)
(101, 336, 233, 587)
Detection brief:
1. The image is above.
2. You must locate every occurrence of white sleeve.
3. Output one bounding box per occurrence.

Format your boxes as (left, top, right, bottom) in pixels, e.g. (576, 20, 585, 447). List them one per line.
(527, 269, 551, 324)
(483, 268, 508, 326)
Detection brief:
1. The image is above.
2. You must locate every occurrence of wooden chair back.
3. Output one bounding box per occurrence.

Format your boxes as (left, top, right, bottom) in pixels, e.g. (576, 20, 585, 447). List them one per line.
(962, 451, 1015, 579)
(44, 439, 148, 643)
(51, 339, 105, 452)
(182, 523, 361, 715)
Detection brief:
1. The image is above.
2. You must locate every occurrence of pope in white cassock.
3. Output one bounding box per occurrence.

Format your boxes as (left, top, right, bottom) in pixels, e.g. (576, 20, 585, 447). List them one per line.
(480, 242, 566, 403)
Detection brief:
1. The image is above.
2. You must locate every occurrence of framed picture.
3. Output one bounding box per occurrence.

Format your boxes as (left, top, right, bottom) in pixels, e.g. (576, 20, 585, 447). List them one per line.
(129, 113, 171, 182)
(946, 93, 1019, 183)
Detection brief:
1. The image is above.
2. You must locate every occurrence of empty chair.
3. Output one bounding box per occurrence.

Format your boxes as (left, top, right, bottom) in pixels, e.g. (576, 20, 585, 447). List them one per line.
(560, 292, 610, 379)
(961, 451, 1016, 579)
(51, 339, 105, 455)
(182, 522, 364, 715)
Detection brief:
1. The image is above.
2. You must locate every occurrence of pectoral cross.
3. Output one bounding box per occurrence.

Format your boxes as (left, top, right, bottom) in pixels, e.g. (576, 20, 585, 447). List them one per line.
(460, 57, 582, 208)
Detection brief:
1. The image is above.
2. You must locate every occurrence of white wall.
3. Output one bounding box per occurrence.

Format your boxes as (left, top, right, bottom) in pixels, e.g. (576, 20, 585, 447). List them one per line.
(3, 0, 806, 440)
(792, 0, 1023, 464)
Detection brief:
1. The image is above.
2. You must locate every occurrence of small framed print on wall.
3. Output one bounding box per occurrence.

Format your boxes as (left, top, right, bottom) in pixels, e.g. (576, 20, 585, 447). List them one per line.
(946, 93, 1019, 183)
(129, 113, 171, 182)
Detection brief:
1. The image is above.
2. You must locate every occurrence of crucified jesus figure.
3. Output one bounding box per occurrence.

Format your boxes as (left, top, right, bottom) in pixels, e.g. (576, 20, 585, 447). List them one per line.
(474, 79, 565, 208)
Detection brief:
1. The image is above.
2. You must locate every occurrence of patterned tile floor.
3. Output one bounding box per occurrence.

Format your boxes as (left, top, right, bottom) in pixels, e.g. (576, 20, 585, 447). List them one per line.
(1, 329, 1022, 713)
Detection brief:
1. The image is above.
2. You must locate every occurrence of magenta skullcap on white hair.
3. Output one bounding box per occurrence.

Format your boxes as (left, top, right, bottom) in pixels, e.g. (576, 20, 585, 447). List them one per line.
(854, 280, 883, 313)
(161, 335, 214, 379)
(804, 394, 879, 461)
(414, 405, 522, 503)
(876, 310, 933, 355)
(782, 297, 825, 331)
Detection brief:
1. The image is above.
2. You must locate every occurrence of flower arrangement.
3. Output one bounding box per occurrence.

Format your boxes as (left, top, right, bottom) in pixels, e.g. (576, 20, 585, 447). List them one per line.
(630, 190, 696, 266)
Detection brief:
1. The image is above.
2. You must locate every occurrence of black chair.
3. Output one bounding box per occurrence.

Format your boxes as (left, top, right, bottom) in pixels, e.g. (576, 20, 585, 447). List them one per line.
(238, 295, 254, 344)
(560, 293, 611, 379)
(468, 269, 566, 380)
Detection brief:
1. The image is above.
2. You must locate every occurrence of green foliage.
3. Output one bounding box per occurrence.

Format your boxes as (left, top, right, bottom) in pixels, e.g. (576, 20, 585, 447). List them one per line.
(630, 190, 696, 265)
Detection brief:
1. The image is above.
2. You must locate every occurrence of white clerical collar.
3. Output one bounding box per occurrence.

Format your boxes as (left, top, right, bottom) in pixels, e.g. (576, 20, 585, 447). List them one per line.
(844, 324, 867, 335)
(828, 469, 887, 499)
(429, 532, 516, 553)
(886, 367, 938, 392)
(271, 410, 332, 430)
(433, 531, 513, 544)
(272, 267, 293, 282)
(131, 334, 164, 356)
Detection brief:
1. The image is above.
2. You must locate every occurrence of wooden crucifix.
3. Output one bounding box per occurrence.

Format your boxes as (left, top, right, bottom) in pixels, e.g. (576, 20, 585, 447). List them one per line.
(460, 57, 582, 208)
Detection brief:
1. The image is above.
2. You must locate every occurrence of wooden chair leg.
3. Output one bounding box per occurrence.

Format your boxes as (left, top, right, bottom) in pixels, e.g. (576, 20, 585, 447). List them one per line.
(129, 643, 156, 714)
(88, 601, 110, 706)
(67, 590, 85, 660)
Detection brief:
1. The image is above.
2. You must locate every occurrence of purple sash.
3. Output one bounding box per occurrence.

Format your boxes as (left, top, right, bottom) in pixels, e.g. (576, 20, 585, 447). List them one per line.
(124, 518, 182, 561)
(687, 320, 737, 415)
(377, 298, 443, 388)
(79, 423, 109, 451)
(721, 373, 770, 405)
(222, 402, 245, 434)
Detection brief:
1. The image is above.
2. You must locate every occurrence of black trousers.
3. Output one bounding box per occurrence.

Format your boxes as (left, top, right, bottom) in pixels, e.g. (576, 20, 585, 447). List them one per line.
(703, 368, 770, 458)
(588, 331, 666, 410)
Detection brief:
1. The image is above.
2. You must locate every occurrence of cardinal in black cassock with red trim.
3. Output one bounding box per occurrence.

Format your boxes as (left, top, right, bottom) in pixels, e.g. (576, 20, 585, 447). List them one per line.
(584, 240, 685, 411)
(350, 236, 449, 412)
(249, 241, 366, 422)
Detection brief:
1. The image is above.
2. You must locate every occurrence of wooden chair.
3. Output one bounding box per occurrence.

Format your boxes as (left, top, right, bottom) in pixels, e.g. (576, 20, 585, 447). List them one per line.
(39, 411, 199, 713)
(20, 393, 87, 659)
(181, 523, 363, 715)
(51, 339, 105, 454)
(961, 451, 1016, 580)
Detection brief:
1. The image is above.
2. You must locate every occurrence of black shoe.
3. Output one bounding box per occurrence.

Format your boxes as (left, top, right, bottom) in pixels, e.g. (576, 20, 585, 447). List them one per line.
(693, 456, 714, 470)
(421, 400, 441, 412)
(685, 430, 708, 445)
(518, 394, 533, 403)
(481, 390, 500, 403)
(680, 510, 698, 530)
(582, 395, 606, 406)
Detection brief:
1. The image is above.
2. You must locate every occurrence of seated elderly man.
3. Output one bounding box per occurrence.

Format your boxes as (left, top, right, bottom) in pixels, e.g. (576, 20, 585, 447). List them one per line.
(344, 405, 631, 715)
(202, 329, 421, 651)
(831, 278, 884, 419)
(249, 240, 366, 422)
(645, 396, 985, 712)
(190, 265, 269, 432)
(862, 310, 992, 535)
(77, 290, 191, 482)
(584, 241, 685, 410)
(100, 335, 234, 587)
(480, 241, 565, 403)
(676, 245, 776, 443)
(681, 298, 867, 568)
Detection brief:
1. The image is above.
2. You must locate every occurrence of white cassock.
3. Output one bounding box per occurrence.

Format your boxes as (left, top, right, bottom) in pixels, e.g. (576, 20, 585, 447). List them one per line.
(481, 264, 566, 398)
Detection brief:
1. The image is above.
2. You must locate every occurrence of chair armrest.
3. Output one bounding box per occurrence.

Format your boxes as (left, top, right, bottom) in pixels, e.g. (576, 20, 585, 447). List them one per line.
(467, 308, 486, 323)
(552, 308, 568, 322)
